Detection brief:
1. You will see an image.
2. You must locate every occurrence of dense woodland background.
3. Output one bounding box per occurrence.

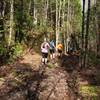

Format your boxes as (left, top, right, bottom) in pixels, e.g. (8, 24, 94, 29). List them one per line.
(0, 0, 99, 66)
(0, 0, 100, 99)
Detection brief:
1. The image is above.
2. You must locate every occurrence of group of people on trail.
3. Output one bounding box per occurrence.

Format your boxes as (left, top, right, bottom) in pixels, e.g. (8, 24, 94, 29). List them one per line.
(40, 34, 79, 65)
(41, 38, 63, 64)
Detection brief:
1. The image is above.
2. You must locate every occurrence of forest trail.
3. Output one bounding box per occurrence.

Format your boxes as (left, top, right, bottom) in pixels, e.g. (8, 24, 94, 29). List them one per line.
(19, 51, 41, 70)
(0, 50, 80, 100)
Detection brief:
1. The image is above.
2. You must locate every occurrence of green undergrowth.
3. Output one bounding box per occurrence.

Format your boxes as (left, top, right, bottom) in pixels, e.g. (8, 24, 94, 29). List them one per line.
(0, 43, 24, 64)
(10, 43, 23, 59)
(47, 63, 54, 68)
(88, 51, 100, 65)
(79, 85, 100, 99)
(7, 43, 24, 63)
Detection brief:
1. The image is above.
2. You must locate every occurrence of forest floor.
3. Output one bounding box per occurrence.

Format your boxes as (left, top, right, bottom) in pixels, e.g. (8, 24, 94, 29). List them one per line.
(0, 50, 100, 100)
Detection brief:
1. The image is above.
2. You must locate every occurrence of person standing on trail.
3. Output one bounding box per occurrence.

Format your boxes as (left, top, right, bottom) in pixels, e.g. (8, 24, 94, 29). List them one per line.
(41, 38, 50, 64)
(56, 42, 63, 57)
(49, 40, 56, 60)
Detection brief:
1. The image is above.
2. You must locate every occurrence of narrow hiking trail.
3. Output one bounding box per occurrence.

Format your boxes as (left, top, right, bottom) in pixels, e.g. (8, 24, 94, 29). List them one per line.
(0, 51, 80, 100)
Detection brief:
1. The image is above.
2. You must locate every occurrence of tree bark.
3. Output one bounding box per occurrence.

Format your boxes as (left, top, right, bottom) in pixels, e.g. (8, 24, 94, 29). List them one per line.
(56, 0, 59, 47)
(83, 0, 91, 67)
(9, 0, 14, 46)
(0, 1, 5, 42)
(81, 0, 85, 68)
(62, 0, 66, 53)
(28, 0, 31, 14)
(94, 0, 100, 58)
(66, 0, 70, 52)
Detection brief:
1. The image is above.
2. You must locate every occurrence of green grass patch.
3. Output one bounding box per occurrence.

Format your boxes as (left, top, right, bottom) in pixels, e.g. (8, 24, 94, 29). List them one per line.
(79, 85, 100, 97)
(47, 63, 54, 68)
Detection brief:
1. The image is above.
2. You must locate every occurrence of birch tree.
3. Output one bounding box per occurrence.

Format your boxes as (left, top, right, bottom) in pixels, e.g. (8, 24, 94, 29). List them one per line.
(8, 0, 14, 46)
(66, 0, 70, 52)
(62, 0, 67, 53)
(56, 0, 59, 47)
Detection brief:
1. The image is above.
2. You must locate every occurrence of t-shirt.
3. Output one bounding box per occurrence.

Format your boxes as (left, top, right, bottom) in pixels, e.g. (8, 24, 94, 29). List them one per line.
(50, 41, 55, 49)
(57, 44, 63, 50)
(41, 42, 50, 53)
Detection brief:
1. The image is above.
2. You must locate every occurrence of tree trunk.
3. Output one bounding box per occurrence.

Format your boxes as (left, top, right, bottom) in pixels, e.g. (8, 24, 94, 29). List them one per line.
(56, 0, 59, 47)
(45, 0, 48, 24)
(62, 0, 66, 53)
(66, 0, 70, 52)
(0, 1, 5, 17)
(0, 1, 5, 42)
(9, 0, 14, 46)
(81, 0, 85, 68)
(28, 0, 31, 14)
(58, 0, 61, 30)
(94, 0, 100, 58)
(83, 0, 91, 67)
(33, 0, 37, 25)
(50, 0, 52, 27)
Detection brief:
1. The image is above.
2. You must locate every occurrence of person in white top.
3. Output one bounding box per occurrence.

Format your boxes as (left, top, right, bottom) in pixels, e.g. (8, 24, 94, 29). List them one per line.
(41, 38, 50, 64)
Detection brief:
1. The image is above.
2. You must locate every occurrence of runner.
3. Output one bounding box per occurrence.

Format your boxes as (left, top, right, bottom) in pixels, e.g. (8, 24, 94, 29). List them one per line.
(49, 40, 56, 60)
(57, 42, 63, 58)
(41, 38, 50, 64)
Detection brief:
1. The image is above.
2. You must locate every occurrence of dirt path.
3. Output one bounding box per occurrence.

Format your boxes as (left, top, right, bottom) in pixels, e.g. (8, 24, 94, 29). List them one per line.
(38, 65, 70, 100)
(20, 51, 41, 70)
(0, 51, 80, 100)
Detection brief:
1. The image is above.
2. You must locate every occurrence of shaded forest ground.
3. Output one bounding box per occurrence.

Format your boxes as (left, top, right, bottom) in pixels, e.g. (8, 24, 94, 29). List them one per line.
(0, 50, 100, 100)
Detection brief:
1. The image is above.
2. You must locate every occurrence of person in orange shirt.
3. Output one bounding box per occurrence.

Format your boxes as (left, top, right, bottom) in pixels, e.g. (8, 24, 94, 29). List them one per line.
(56, 42, 63, 57)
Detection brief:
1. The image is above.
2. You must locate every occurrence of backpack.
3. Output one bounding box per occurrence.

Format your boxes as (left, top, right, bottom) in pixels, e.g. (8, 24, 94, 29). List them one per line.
(50, 41, 54, 49)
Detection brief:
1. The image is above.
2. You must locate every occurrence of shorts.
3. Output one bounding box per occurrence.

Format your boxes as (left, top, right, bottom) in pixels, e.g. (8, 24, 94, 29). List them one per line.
(50, 49, 55, 54)
(58, 49, 62, 53)
(42, 52, 48, 58)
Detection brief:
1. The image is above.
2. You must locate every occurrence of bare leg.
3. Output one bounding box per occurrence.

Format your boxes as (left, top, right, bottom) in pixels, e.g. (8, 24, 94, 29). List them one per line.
(45, 58, 48, 64)
(53, 53, 55, 59)
(42, 58, 45, 64)
(50, 54, 53, 60)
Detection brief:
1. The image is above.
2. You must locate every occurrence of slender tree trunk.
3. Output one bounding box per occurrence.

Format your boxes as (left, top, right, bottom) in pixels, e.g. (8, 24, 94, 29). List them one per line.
(69, 3, 72, 34)
(9, 0, 14, 46)
(81, 0, 85, 68)
(0, 1, 5, 17)
(62, 0, 66, 53)
(2, 1, 5, 17)
(82, 0, 85, 49)
(19, 0, 24, 43)
(45, 0, 48, 24)
(94, 0, 100, 58)
(56, 0, 59, 47)
(0, 1, 3, 17)
(50, 0, 52, 27)
(56, 0, 61, 46)
(33, 0, 37, 25)
(0, 1, 5, 42)
(83, 0, 91, 67)
(30, 0, 37, 25)
(28, 0, 31, 14)
(58, 0, 61, 29)
(66, 0, 70, 52)
(0, 18, 4, 42)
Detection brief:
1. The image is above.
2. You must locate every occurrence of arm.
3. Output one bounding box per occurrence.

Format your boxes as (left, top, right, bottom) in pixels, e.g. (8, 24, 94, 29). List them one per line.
(41, 43, 44, 50)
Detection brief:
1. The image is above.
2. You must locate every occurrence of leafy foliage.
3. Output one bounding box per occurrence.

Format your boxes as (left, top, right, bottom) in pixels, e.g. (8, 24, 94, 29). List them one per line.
(0, 43, 23, 64)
